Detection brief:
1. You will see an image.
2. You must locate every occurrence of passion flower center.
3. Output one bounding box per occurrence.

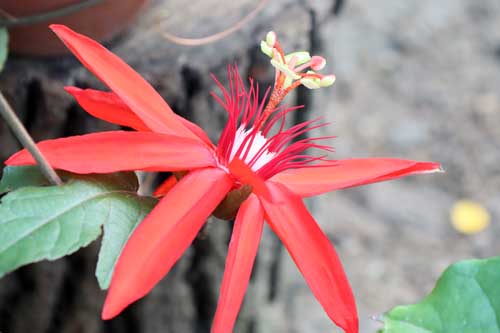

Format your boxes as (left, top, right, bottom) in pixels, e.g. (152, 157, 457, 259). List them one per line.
(229, 126, 276, 171)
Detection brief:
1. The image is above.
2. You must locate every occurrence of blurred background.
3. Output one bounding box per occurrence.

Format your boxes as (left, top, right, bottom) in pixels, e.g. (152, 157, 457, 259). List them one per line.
(1, 0, 499, 332)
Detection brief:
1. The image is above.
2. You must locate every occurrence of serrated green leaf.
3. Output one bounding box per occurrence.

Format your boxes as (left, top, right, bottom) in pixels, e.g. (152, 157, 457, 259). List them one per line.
(0, 172, 155, 279)
(0, 28, 8, 72)
(380, 257, 500, 333)
(96, 195, 156, 289)
(0, 166, 50, 194)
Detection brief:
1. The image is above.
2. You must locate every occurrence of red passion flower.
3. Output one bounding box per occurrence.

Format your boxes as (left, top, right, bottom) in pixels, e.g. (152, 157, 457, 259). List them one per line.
(6, 25, 442, 333)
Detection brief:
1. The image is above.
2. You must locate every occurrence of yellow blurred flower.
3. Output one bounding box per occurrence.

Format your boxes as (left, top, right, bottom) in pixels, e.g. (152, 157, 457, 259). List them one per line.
(450, 200, 491, 234)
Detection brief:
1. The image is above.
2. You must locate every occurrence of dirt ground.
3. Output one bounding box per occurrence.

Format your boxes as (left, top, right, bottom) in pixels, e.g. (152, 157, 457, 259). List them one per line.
(255, 1, 500, 332)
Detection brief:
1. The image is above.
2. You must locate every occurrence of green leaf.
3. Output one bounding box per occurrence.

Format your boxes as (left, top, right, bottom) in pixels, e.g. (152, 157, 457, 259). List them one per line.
(0, 28, 8, 72)
(0, 166, 50, 194)
(380, 257, 500, 333)
(95, 195, 156, 289)
(0, 172, 156, 280)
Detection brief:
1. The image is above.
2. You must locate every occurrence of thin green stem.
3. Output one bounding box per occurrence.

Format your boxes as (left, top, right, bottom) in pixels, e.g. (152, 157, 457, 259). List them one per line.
(0, 91, 63, 185)
(0, 0, 103, 28)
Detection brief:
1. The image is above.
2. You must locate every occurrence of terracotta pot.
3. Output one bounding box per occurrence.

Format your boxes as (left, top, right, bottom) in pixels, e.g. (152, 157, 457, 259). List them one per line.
(1, 0, 147, 56)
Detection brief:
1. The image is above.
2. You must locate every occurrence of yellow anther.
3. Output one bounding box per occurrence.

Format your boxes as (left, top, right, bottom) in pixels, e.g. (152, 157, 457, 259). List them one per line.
(260, 41, 273, 57)
(285, 51, 311, 66)
(300, 77, 321, 89)
(320, 75, 336, 87)
(270, 58, 301, 80)
(266, 31, 276, 47)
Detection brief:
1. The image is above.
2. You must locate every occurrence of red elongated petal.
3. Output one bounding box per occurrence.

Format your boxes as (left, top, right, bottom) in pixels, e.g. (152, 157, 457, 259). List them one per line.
(228, 157, 271, 201)
(6, 131, 216, 173)
(261, 181, 358, 333)
(271, 158, 442, 197)
(50, 24, 198, 140)
(102, 167, 233, 319)
(153, 175, 177, 197)
(65, 87, 214, 146)
(65, 87, 150, 131)
(212, 194, 264, 333)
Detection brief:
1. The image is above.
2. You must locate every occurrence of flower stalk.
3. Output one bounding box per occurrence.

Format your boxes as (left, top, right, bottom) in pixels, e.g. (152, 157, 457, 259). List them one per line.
(0, 91, 63, 185)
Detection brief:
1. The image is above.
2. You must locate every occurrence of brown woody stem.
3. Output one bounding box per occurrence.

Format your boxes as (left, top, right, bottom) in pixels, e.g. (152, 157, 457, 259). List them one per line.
(0, 91, 63, 185)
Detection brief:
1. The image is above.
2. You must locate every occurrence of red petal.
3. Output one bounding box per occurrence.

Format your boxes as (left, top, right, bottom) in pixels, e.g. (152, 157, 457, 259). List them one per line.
(271, 158, 442, 197)
(102, 167, 233, 319)
(50, 24, 198, 140)
(228, 157, 272, 201)
(153, 175, 177, 197)
(65, 87, 214, 146)
(6, 131, 216, 173)
(212, 194, 264, 333)
(65, 87, 150, 131)
(261, 182, 358, 333)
